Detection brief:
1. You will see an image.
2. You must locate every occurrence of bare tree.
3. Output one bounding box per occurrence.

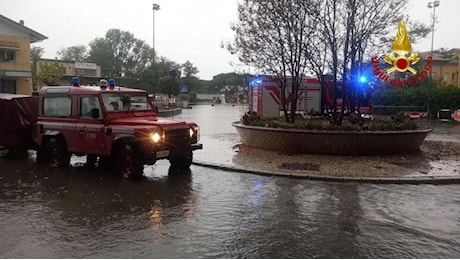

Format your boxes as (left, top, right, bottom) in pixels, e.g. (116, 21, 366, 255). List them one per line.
(229, 0, 317, 123)
(229, 0, 430, 125)
(309, 0, 430, 125)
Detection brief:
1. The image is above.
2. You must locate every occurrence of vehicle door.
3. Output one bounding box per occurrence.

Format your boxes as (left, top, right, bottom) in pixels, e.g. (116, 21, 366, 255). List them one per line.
(40, 95, 77, 149)
(75, 96, 106, 154)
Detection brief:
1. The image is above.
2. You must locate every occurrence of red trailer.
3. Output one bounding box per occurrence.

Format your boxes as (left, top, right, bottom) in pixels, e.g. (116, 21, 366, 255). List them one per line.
(0, 94, 38, 149)
(248, 75, 372, 117)
(248, 76, 322, 117)
(323, 80, 372, 116)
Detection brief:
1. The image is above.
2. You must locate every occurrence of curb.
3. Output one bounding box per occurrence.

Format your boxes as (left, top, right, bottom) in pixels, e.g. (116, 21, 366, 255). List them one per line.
(192, 160, 460, 185)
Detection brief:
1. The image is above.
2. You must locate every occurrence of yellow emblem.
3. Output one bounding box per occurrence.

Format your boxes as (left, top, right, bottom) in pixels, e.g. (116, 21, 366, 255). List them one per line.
(384, 20, 420, 74)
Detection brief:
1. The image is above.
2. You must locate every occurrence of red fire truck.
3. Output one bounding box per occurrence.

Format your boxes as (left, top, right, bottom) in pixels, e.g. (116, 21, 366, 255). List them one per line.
(0, 79, 202, 179)
(248, 75, 372, 117)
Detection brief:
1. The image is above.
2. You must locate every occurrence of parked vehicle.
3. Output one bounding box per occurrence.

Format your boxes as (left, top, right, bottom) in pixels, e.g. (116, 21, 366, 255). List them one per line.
(0, 79, 202, 179)
(437, 109, 453, 122)
(323, 79, 372, 116)
(248, 75, 372, 117)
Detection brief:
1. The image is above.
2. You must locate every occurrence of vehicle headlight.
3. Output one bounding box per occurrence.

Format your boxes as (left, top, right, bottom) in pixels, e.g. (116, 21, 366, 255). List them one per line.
(150, 132, 161, 143)
(190, 126, 200, 141)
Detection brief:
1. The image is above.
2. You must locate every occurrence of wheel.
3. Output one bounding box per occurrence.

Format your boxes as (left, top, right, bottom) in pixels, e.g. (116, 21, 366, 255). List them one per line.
(98, 156, 112, 170)
(169, 150, 193, 169)
(36, 147, 46, 163)
(168, 164, 192, 177)
(37, 137, 70, 168)
(116, 143, 143, 180)
(85, 154, 98, 168)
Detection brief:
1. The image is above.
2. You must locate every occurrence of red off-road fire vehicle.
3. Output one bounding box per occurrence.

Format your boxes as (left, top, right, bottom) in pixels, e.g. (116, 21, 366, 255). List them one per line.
(0, 79, 202, 179)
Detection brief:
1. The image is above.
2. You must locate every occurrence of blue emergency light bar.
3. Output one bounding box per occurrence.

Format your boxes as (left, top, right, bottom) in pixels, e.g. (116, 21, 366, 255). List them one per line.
(72, 77, 80, 86)
(249, 78, 262, 86)
(108, 79, 115, 89)
(359, 76, 367, 83)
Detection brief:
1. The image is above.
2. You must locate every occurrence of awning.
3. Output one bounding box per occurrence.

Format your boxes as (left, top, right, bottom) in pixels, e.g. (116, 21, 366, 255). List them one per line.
(0, 40, 20, 50)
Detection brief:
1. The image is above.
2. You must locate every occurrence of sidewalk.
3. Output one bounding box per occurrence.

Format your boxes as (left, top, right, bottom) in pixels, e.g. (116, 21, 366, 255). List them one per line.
(192, 125, 460, 184)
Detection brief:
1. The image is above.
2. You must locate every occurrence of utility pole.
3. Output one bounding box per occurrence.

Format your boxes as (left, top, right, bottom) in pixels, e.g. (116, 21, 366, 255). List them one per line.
(152, 3, 160, 95)
(427, 0, 440, 122)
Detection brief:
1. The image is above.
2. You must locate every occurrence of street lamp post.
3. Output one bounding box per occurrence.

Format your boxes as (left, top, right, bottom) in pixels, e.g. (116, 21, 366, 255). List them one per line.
(427, 0, 440, 122)
(152, 3, 160, 94)
(428, 0, 440, 78)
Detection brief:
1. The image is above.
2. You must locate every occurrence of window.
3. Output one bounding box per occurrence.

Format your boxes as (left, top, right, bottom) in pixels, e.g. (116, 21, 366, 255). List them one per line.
(443, 73, 448, 82)
(0, 50, 15, 62)
(85, 69, 97, 77)
(0, 80, 16, 93)
(43, 97, 72, 117)
(80, 96, 102, 119)
(46, 88, 71, 94)
(102, 93, 151, 112)
(75, 68, 97, 77)
(60, 65, 66, 75)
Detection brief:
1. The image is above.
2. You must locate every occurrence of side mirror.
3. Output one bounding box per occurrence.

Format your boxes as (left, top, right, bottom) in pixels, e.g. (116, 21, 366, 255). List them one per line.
(91, 108, 100, 119)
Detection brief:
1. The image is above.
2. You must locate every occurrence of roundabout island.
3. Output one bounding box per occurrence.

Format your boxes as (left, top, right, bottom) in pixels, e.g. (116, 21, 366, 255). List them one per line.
(232, 121, 432, 155)
(193, 118, 460, 184)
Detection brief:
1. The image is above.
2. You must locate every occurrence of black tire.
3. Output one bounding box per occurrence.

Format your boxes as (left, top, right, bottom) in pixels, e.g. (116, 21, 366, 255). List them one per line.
(36, 147, 46, 163)
(116, 143, 143, 180)
(85, 154, 98, 168)
(168, 164, 192, 177)
(98, 156, 113, 170)
(28, 123, 39, 150)
(169, 150, 193, 169)
(37, 137, 71, 168)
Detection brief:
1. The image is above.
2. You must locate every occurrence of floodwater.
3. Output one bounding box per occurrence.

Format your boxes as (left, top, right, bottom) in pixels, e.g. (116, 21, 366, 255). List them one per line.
(1, 104, 460, 258)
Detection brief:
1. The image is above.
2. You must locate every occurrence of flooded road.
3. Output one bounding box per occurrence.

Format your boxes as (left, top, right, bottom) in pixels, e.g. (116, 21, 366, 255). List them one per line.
(1, 104, 460, 258)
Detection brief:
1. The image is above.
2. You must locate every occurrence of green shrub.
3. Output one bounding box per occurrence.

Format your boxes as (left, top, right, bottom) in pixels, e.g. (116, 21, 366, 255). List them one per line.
(240, 112, 420, 131)
(372, 83, 460, 117)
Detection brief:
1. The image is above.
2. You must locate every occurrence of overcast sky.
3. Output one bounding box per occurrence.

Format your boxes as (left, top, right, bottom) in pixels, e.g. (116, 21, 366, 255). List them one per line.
(2, 0, 459, 80)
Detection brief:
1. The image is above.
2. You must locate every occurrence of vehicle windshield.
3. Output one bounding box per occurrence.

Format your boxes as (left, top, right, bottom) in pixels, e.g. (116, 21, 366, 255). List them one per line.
(102, 93, 152, 112)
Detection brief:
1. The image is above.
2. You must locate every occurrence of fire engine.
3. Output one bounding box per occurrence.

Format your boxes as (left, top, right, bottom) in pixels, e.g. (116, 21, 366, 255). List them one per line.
(0, 78, 202, 179)
(248, 75, 372, 117)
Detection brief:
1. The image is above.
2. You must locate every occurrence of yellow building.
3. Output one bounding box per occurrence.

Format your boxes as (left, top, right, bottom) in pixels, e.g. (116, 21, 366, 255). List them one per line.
(0, 15, 47, 95)
(421, 48, 460, 87)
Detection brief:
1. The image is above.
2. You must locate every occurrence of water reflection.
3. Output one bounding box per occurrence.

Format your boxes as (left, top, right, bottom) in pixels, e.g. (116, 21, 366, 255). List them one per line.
(2, 155, 460, 258)
(312, 183, 363, 258)
(0, 157, 195, 258)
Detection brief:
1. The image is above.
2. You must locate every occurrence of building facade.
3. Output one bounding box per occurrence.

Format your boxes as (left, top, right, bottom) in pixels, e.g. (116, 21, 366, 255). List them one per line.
(36, 59, 102, 87)
(421, 48, 460, 87)
(0, 15, 47, 95)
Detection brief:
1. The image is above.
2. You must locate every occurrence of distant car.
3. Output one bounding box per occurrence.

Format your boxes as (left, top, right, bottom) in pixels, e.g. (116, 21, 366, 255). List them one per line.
(437, 109, 452, 122)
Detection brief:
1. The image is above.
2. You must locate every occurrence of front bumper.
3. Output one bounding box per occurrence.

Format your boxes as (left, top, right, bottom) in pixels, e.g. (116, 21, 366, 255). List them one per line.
(144, 143, 203, 165)
(192, 143, 203, 150)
